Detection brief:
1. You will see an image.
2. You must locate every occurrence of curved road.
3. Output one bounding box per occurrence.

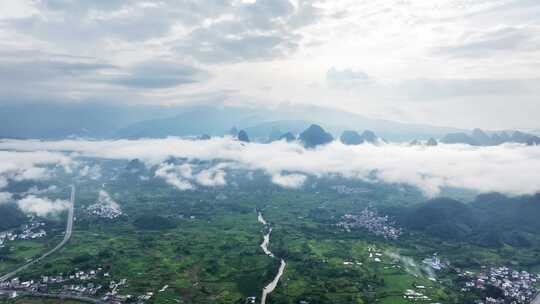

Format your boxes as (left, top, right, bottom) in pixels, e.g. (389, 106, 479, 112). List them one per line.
(0, 185, 75, 282)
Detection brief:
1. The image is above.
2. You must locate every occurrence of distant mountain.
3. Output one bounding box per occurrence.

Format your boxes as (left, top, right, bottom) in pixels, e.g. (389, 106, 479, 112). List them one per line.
(440, 129, 540, 146)
(229, 126, 239, 137)
(440, 132, 479, 145)
(237, 130, 250, 143)
(0, 102, 464, 141)
(244, 120, 313, 141)
(340, 130, 362, 145)
(278, 132, 296, 142)
(115, 106, 265, 138)
(426, 138, 438, 146)
(527, 137, 540, 145)
(510, 131, 535, 143)
(299, 124, 334, 148)
(267, 128, 283, 142)
(0, 103, 176, 139)
(359, 130, 378, 144)
(408, 138, 437, 146)
(471, 128, 493, 146)
(198, 134, 211, 140)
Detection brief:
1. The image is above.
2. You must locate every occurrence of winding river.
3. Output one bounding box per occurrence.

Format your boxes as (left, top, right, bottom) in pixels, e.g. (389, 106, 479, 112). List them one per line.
(257, 211, 286, 304)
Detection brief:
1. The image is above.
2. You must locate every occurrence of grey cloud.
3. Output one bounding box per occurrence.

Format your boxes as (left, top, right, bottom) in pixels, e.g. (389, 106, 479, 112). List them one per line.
(399, 78, 539, 99)
(177, 27, 299, 63)
(39, 0, 126, 12)
(0, 57, 118, 103)
(8, 0, 180, 45)
(2, 0, 323, 70)
(327, 67, 370, 82)
(0, 59, 114, 83)
(174, 0, 320, 63)
(434, 26, 540, 58)
(326, 67, 371, 89)
(107, 61, 209, 89)
(326, 67, 539, 100)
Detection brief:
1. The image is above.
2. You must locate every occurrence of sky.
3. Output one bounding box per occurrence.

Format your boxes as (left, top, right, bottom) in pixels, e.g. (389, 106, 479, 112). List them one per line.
(0, 0, 539, 129)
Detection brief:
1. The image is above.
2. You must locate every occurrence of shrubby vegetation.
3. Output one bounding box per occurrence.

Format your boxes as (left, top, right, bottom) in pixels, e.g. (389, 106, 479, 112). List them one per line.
(133, 215, 177, 230)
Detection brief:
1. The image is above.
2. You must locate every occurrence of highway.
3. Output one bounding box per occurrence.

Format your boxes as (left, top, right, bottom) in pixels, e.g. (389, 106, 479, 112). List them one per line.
(0, 185, 75, 282)
(532, 293, 540, 304)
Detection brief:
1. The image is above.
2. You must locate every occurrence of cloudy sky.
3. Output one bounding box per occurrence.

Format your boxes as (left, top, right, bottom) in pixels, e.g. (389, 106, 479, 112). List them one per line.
(1, 0, 539, 129)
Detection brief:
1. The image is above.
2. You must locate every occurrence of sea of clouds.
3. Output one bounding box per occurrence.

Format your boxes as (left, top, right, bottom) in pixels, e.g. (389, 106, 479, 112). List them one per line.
(1, 137, 540, 214)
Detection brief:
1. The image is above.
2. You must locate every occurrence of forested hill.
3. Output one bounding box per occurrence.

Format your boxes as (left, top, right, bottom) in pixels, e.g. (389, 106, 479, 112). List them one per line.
(0, 203, 27, 231)
(394, 193, 540, 248)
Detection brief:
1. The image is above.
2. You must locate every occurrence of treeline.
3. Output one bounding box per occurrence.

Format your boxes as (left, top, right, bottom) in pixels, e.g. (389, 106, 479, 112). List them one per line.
(133, 215, 177, 230)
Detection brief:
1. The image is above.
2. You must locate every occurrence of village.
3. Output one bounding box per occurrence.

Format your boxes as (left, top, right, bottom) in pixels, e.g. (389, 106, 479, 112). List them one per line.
(0, 219, 47, 248)
(337, 208, 403, 240)
(86, 203, 123, 219)
(0, 266, 161, 304)
(460, 266, 540, 304)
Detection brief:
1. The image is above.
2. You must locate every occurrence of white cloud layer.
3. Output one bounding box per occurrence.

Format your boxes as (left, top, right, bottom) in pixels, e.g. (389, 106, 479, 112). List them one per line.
(0, 150, 72, 188)
(79, 164, 102, 180)
(0, 192, 12, 204)
(154, 162, 227, 190)
(98, 190, 120, 210)
(271, 173, 307, 189)
(17, 195, 69, 216)
(2, 138, 540, 196)
(154, 163, 195, 191)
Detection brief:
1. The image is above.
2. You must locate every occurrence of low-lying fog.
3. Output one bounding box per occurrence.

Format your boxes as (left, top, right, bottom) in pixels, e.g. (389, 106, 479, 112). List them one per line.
(1, 137, 540, 214)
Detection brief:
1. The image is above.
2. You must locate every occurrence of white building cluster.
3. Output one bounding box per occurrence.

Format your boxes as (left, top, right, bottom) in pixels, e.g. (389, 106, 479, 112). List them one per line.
(422, 254, 448, 271)
(0, 267, 156, 303)
(0, 220, 47, 248)
(86, 203, 122, 219)
(337, 208, 402, 240)
(461, 266, 540, 304)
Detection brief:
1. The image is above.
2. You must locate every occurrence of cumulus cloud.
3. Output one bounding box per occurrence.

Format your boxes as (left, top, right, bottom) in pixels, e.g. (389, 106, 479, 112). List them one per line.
(24, 185, 58, 196)
(154, 162, 227, 190)
(98, 190, 120, 210)
(2, 138, 540, 196)
(0, 150, 73, 188)
(0, 192, 12, 204)
(154, 163, 194, 191)
(17, 195, 69, 216)
(195, 167, 227, 187)
(271, 173, 307, 189)
(79, 164, 102, 180)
